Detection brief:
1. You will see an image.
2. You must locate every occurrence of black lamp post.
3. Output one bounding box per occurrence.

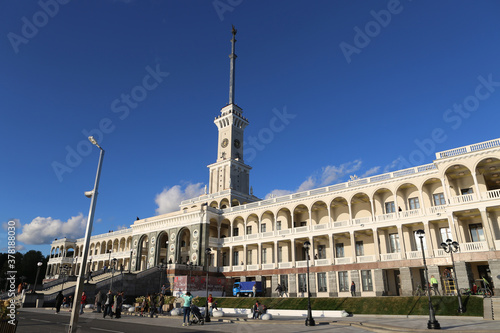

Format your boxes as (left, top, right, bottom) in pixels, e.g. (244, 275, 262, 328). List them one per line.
(129, 250, 133, 273)
(158, 261, 165, 293)
(416, 229, 440, 329)
(60, 265, 69, 292)
(204, 248, 212, 323)
(303, 241, 315, 326)
(32, 262, 43, 294)
(110, 258, 117, 291)
(188, 262, 194, 278)
(441, 239, 463, 313)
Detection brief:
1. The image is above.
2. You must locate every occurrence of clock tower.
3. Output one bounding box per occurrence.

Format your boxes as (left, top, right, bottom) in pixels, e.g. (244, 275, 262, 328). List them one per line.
(208, 26, 252, 198)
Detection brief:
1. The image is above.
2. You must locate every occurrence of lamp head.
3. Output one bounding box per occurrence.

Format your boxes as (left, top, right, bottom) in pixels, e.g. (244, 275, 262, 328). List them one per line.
(416, 229, 425, 238)
(440, 242, 447, 250)
(88, 136, 102, 149)
(37, 262, 43, 267)
(205, 248, 211, 254)
(303, 241, 311, 249)
(84, 190, 94, 198)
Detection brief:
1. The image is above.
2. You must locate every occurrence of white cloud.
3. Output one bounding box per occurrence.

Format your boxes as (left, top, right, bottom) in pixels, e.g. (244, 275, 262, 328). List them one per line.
(384, 158, 401, 173)
(265, 160, 364, 198)
(17, 214, 87, 245)
(155, 183, 205, 215)
(362, 166, 381, 177)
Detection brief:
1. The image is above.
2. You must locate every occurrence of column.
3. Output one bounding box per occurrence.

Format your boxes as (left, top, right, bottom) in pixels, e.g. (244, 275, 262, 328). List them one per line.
(271, 274, 279, 297)
(373, 269, 385, 296)
(397, 227, 407, 258)
(441, 178, 451, 204)
(399, 267, 413, 296)
(369, 199, 375, 221)
(372, 228, 380, 261)
(243, 244, 247, 266)
(348, 201, 352, 224)
(289, 273, 297, 297)
(487, 259, 500, 295)
(274, 241, 278, 265)
(447, 213, 460, 244)
(479, 208, 495, 250)
(453, 261, 472, 294)
(229, 246, 233, 269)
(350, 231, 357, 262)
(471, 172, 481, 198)
(257, 242, 261, 267)
(418, 190, 426, 213)
(328, 271, 338, 297)
(423, 222, 434, 257)
(329, 234, 335, 264)
(291, 239, 296, 267)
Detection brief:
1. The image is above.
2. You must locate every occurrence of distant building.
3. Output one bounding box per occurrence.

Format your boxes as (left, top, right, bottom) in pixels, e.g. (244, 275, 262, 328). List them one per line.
(46, 28, 500, 297)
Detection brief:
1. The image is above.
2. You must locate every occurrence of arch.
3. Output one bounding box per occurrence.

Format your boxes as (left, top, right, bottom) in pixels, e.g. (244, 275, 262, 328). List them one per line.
(220, 218, 231, 237)
(220, 198, 230, 209)
(156, 231, 170, 264)
(260, 210, 275, 232)
(372, 187, 395, 215)
(330, 196, 349, 222)
(209, 200, 218, 208)
(293, 204, 309, 228)
(177, 228, 191, 264)
(276, 207, 292, 230)
(246, 213, 259, 235)
(396, 182, 420, 211)
(136, 234, 149, 271)
(475, 157, 500, 191)
(311, 200, 329, 225)
(443, 164, 474, 197)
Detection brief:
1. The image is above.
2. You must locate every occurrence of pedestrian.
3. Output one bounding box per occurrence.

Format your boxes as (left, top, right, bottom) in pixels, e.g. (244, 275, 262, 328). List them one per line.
(103, 290, 114, 318)
(257, 303, 267, 319)
(252, 301, 259, 319)
(148, 294, 157, 318)
(430, 275, 440, 295)
(55, 291, 64, 314)
(103, 265, 107, 273)
(161, 284, 166, 296)
(62, 297, 68, 308)
(115, 291, 123, 319)
(68, 294, 73, 312)
(351, 281, 356, 297)
(275, 284, 283, 297)
(120, 264, 124, 274)
(252, 284, 257, 297)
(158, 295, 164, 315)
(95, 291, 102, 313)
(87, 270, 93, 282)
(80, 292, 87, 314)
(207, 294, 213, 316)
(180, 291, 193, 326)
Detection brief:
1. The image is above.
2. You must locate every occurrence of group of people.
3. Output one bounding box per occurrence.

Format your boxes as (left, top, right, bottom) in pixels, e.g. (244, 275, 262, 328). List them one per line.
(251, 301, 267, 319)
(275, 283, 288, 297)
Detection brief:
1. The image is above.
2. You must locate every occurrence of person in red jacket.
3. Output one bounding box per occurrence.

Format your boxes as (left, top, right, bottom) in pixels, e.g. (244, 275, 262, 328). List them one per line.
(80, 292, 87, 314)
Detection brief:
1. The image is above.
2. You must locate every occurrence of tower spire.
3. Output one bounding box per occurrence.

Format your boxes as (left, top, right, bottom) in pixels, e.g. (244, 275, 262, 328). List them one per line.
(229, 25, 237, 105)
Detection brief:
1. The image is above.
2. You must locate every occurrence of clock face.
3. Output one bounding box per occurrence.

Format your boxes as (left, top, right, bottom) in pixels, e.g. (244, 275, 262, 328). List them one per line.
(221, 138, 229, 148)
(234, 139, 240, 148)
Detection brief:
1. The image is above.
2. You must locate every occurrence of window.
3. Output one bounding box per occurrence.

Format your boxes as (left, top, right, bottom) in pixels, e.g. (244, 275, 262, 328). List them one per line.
(246, 226, 252, 235)
(300, 221, 307, 227)
(278, 246, 283, 263)
(461, 188, 473, 195)
(317, 272, 327, 292)
(246, 249, 252, 265)
(413, 231, 426, 251)
(222, 253, 227, 266)
(233, 227, 239, 237)
(298, 274, 307, 292)
(440, 227, 452, 243)
(280, 274, 288, 293)
(469, 223, 485, 242)
(262, 248, 267, 264)
(335, 243, 344, 258)
(355, 241, 364, 256)
(261, 224, 266, 233)
(233, 251, 239, 265)
(385, 201, 395, 213)
(389, 233, 400, 253)
(317, 245, 326, 259)
(276, 221, 282, 231)
(408, 197, 420, 210)
(361, 270, 373, 291)
(338, 271, 349, 292)
(433, 193, 446, 206)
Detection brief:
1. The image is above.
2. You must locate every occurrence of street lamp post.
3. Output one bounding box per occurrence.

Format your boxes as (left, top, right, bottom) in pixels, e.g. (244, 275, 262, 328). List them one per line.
(303, 241, 315, 326)
(158, 262, 165, 293)
(110, 258, 117, 291)
(205, 248, 212, 323)
(188, 262, 194, 278)
(129, 250, 133, 273)
(107, 250, 112, 271)
(60, 265, 69, 292)
(32, 262, 43, 294)
(441, 239, 463, 313)
(416, 229, 441, 330)
(68, 136, 105, 333)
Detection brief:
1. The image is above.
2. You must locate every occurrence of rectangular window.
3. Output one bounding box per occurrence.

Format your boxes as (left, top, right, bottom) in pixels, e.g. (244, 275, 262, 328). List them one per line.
(408, 197, 420, 210)
(361, 270, 373, 291)
(278, 246, 283, 263)
(262, 248, 267, 264)
(233, 251, 239, 265)
(355, 241, 364, 256)
(433, 193, 446, 206)
(469, 223, 485, 242)
(440, 227, 452, 243)
(246, 226, 252, 235)
(300, 221, 307, 227)
(335, 243, 345, 258)
(317, 245, 326, 259)
(246, 249, 252, 265)
(338, 271, 349, 292)
(280, 274, 288, 293)
(233, 227, 239, 237)
(461, 188, 473, 195)
(261, 224, 266, 233)
(276, 221, 282, 231)
(317, 272, 327, 292)
(385, 201, 395, 213)
(298, 273, 307, 292)
(414, 231, 427, 251)
(389, 233, 400, 253)
(222, 252, 227, 266)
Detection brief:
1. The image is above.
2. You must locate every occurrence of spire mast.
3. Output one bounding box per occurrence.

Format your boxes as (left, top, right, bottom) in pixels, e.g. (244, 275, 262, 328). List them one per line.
(229, 25, 237, 105)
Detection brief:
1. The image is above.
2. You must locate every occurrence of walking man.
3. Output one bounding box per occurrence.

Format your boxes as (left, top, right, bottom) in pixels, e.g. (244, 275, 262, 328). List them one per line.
(350, 281, 356, 297)
(275, 284, 283, 297)
(103, 290, 114, 318)
(55, 291, 64, 314)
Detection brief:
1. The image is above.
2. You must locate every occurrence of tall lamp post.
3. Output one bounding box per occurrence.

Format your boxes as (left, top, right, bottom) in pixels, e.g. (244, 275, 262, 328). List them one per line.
(205, 248, 212, 323)
(110, 258, 117, 291)
(158, 262, 165, 293)
(129, 250, 133, 273)
(68, 136, 105, 333)
(32, 262, 43, 294)
(441, 239, 463, 313)
(416, 229, 441, 330)
(303, 241, 315, 326)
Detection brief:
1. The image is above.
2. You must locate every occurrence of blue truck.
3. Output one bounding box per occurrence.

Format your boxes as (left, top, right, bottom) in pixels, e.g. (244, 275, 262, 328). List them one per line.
(232, 281, 262, 297)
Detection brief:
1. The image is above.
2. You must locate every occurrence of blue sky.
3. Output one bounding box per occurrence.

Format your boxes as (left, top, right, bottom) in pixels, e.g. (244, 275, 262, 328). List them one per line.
(1, 0, 500, 255)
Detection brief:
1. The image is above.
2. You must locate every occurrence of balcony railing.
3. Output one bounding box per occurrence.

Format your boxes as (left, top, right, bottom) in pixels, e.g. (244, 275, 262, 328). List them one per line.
(428, 205, 446, 215)
(406, 250, 423, 259)
(398, 209, 422, 219)
(314, 259, 330, 266)
(451, 193, 476, 204)
(232, 265, 244, 272)
(485, 189, 500, 200)
(294, 226, 308, 233)
(380, 253, 401, 261)
(313, 223, 328, 231)
(433, 249, 446, 257)
(335, 257, 352, 264)
(247, 264, 259, 270)
(278, 262, 293, 269)
(461, 241, 488, 252)
(262, 263, 275, 269)
(296, 260, 308, 267)
(356, 255, 375, 263)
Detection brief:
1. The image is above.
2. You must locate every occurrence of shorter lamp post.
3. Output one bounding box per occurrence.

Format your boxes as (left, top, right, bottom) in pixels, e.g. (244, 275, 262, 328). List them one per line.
(205, 248, 212, 323)
(129, 250, 133, 273)
(188, 262, 194, 278)
(441, 239, 463, 313)
(158, 262, 165, 293)
(110, 258, 117, 291)
(60, 265, 69, 292)
(32, 262, 43, 294)
(303, 241, 315, 326)
(416, 229, 440, 330)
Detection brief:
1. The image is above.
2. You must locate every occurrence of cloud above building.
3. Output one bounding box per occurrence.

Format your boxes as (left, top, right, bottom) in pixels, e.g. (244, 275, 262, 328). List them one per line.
(17, 214, 87, 245)
(155, 183, 205, 215)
